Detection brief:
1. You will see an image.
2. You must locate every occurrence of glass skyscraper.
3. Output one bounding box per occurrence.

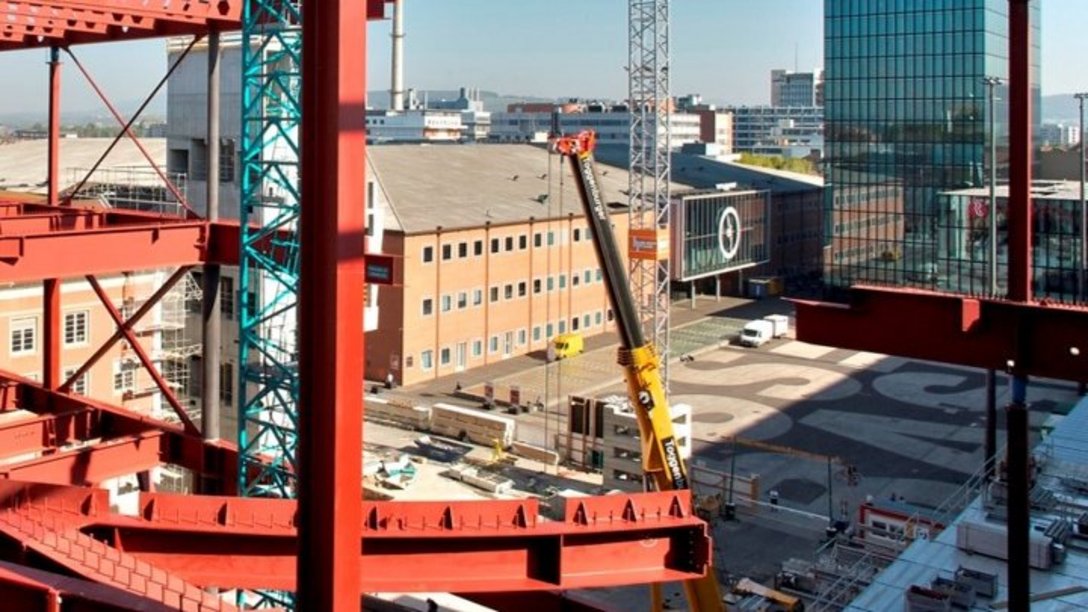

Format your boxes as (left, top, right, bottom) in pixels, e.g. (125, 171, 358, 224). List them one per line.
(824, 0, 1041, 295)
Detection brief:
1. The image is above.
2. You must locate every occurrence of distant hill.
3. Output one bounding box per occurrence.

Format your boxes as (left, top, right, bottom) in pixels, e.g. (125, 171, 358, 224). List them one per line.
(0, 98, 165, 129)
(367, 89, 556, 113)
(1043, 94, 1082, 123)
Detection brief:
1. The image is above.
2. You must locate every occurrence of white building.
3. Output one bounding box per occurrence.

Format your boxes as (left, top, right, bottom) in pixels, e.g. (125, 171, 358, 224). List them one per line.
(771, 69, 823, 107)
(430, 87, 492, 142)
(491, 102, 703, 149)
(729, 105, 824, 158)
(1039, 123, 1081, 148)
(365, 109, 464, 143)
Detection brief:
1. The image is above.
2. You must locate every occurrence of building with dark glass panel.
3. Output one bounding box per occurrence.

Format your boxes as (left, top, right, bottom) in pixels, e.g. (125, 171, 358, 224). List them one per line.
(824, 0, 1041, 294)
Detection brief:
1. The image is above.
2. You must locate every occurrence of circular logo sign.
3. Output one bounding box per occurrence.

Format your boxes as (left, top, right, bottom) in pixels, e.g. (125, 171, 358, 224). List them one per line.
(718, 206, 742, 261)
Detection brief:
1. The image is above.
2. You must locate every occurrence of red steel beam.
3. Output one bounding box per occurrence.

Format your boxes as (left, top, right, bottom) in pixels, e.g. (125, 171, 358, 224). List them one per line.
(4, 4, 157, 30)
(20, 1, 239, 22)
(0, 431, 166, 486)
(297, 0, 367, 608)
(792, 287, 1088, 380)
(0, 220, 240, 282)
(0, 560, 169, 611)
(11, 376, 240, 493)
(0, 408, 99, 459)
(71, 490, 710, 592)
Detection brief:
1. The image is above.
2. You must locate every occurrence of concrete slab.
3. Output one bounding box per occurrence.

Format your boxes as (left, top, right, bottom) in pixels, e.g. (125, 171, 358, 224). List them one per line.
(769, 340, 837, 360)
(838, 350, 906, 373)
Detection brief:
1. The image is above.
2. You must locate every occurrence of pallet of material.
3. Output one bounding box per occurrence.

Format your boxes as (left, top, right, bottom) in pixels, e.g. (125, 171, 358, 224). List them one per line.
(511, 441, 559, 466)
(431, 403, 515, 447)
(365, 396, 431, 430)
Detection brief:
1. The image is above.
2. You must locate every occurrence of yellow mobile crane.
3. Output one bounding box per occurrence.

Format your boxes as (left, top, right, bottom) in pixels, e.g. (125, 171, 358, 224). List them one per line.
(552, 130, 726, 611)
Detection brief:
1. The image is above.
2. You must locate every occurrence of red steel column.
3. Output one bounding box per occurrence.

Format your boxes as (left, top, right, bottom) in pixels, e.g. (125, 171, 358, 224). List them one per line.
(1006, 3, 1033, 610)
(43, 46, 62, 390)
(43, 279, 60, 390)
(1007, 0, 1032, 302)
(297, 0, 367, 609)
(47, 47, 61, 207)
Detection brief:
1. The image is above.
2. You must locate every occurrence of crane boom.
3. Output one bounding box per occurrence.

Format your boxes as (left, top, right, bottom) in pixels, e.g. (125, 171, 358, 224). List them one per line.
(553, 130, 725, 611)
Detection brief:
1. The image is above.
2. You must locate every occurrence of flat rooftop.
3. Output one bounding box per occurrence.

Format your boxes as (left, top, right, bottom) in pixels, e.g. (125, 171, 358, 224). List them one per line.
(367, 143, 679, 234)
(944, 180, 1084, 201)
(0, 138, 166, 194)
(847, 396, 1088, 611)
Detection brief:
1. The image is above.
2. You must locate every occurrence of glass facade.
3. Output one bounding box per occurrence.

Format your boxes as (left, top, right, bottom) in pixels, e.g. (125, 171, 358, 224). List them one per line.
(824, 0, 1042, 295)
(940, 183, 1084, 302)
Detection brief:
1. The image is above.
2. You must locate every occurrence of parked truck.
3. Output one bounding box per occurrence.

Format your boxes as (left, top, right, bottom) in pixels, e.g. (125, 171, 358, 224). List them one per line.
(763, 314, 790, 338)
(739, 319, 774, 347)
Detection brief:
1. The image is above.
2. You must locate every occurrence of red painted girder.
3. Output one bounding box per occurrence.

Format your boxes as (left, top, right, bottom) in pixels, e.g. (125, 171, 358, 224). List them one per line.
(24, 0, 240, 24)
(0, 220, 241, 282)
(0, 2, 242, 49)
(792, 286, 1088, 380)
(83, 490, 711, 592)
(0, 560, 174, 611)
(0, 14, 112, 39)
(9, 376, 240, 493)
(460, 591, 619, 612)
(0, 431, 166, 486)
(0, 407, 99, 459)
(5, 3, 156, 30)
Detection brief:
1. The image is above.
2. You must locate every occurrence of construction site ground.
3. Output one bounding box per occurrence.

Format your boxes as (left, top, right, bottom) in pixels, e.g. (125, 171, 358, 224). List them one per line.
(367, 295, 1082, 610)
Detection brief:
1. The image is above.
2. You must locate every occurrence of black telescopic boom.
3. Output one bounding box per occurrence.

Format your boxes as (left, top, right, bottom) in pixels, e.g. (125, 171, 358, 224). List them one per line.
(566, 152, 646, 351)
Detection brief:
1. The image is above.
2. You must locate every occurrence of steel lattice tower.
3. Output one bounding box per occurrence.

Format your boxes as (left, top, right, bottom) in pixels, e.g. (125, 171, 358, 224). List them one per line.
(628, 0, 672, 389)
(238, 1, 302, 607)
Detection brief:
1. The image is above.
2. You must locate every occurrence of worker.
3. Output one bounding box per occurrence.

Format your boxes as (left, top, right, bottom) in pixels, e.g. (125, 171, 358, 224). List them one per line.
(769, 489, 779, 510)
(385, 372, 395, 389)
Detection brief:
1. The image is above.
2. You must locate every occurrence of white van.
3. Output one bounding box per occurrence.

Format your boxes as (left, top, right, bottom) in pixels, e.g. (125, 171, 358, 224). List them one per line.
(739, 319, 774, 347)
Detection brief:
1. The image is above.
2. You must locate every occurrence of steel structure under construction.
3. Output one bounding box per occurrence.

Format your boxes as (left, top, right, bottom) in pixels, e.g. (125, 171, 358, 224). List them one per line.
(0, 2, 1072, 612)
(0, 1, 713, 610)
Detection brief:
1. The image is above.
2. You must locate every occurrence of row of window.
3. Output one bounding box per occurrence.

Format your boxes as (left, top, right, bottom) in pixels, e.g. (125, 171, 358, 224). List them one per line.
(420, 270, 605, 316)
(414, 311, 614, 371)
(421, 227, 595, 263)
(10, 311, 90, 356)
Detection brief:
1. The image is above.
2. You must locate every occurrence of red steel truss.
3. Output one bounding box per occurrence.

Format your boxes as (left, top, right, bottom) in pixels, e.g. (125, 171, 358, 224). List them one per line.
(0, 479, 709, 595)
(0, 1, 241, 49)
(0, 1, 715, 608)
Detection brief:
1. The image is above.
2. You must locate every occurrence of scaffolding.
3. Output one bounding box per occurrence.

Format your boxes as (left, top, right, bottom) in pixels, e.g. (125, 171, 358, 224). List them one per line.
(115, 270, 203, 425)
(65, 166, 189, 215)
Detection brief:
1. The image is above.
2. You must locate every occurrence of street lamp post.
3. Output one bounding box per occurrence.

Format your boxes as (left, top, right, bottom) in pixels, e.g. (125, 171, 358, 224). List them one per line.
(1075, 92, 1088, 301)
(981, 76, 1002, 482)
(983, 77, 1003, 295)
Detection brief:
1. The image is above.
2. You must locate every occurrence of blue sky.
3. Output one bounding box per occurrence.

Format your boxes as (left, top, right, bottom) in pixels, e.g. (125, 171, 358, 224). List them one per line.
(0, 0, 1082, 117)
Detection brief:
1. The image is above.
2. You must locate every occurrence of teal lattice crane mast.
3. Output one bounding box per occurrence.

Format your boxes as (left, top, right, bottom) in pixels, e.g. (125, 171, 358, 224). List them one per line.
(238, 1, 302, 607)
(239, 1, 302, 503)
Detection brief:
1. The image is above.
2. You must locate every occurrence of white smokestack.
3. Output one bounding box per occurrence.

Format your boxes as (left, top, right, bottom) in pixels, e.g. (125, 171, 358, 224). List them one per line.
(390, 0, 406, 111)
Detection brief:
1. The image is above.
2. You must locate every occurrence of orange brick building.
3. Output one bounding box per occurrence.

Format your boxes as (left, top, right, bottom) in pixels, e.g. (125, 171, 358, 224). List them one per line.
(365, 144, 642, 386)
(0, 273, 169, 416)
